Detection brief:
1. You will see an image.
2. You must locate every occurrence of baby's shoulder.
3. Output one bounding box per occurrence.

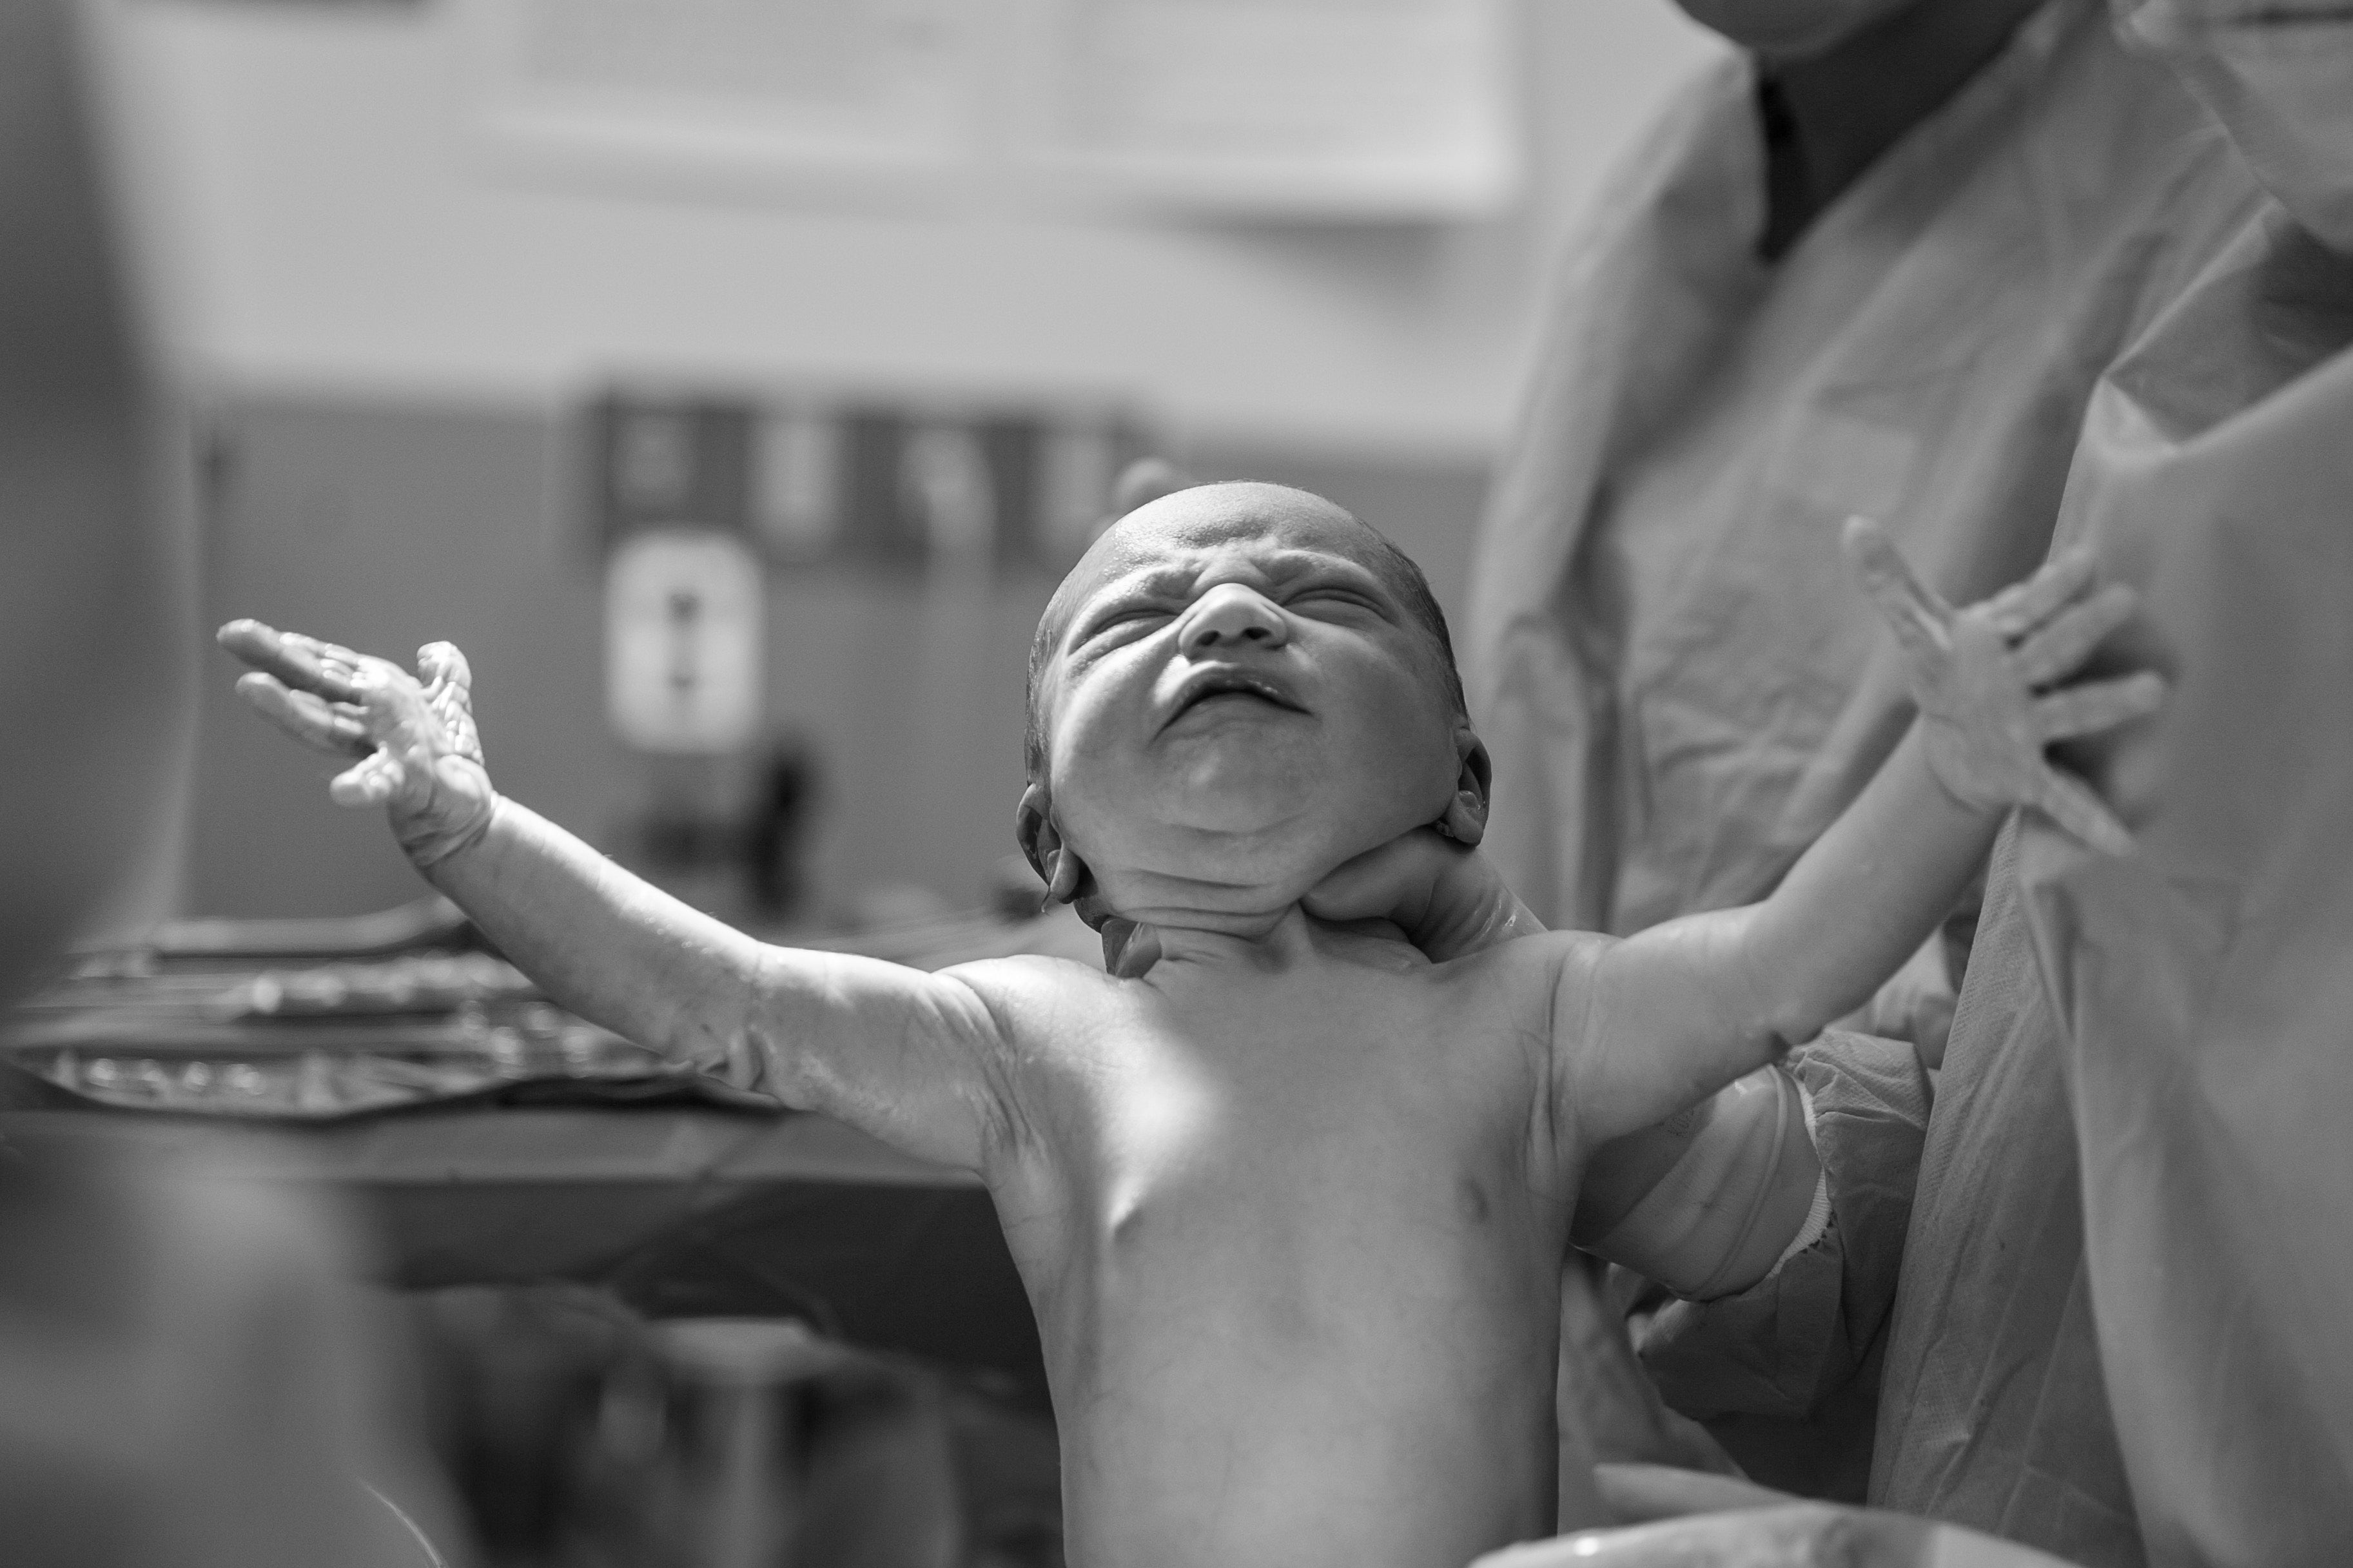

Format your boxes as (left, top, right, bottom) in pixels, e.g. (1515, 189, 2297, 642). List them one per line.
(1421, 927, 1612, 1045)
(1438, 925, 1615, 995)
(934, 952, 1127, 1037)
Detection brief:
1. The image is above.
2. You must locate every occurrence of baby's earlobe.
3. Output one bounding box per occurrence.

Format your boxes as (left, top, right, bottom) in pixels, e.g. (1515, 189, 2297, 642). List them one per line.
(1014, 783, 1057, 882)
(1445, 732, 1493, 847)
(1440, 787, 1488, 847)
(1013, 780, 1092, 906)
(1048, 848, 1085, 905)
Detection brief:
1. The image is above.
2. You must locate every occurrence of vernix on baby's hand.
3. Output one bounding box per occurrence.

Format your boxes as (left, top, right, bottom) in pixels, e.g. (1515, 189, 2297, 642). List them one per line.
(217, 619, 497, 867)
(1842, 517, 2164, 855)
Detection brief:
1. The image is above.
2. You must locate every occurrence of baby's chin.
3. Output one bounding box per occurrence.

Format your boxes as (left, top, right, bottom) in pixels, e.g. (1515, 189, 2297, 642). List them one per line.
(1053, 750, 1452, 923)
(1075, 813, 1409, 928)
(1153, 727, 1327, 802)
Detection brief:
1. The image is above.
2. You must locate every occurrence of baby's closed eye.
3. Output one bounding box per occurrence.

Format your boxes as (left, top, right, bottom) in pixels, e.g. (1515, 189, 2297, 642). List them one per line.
(1081, 605, 1176, 645)
(1289, 588, 1371, 609)
(1284, 586, 1385, 622)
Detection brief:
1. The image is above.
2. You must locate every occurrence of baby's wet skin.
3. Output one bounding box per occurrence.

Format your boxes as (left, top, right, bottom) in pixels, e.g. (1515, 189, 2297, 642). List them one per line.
(988, 487, 1597, 1561)
(222, 483, 2154, 1568)
(957, 907, 1608, 1568)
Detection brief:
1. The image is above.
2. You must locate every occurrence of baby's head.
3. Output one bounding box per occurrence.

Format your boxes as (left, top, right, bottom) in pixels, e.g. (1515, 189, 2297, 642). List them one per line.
(1016, 481, 1489, 932)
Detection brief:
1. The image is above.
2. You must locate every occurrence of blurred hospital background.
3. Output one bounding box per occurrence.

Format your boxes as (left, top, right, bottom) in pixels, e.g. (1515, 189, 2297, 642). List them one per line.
(92, 0, 1720, 931)
(15, 3, 2353, 1565)
(5, 6, 1726, 1563)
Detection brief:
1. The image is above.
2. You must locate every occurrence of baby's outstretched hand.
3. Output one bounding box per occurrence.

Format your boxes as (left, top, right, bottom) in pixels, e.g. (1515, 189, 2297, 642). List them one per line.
(1844, 518, 2164, 856)
(217, 620, 497, 868)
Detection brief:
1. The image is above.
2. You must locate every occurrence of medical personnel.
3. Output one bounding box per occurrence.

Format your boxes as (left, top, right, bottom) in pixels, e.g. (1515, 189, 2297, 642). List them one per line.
(1465, 0, 2343, 1562)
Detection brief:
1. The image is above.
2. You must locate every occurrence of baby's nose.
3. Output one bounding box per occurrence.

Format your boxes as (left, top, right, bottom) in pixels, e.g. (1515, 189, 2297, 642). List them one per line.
(1178, 584, 1289, 655)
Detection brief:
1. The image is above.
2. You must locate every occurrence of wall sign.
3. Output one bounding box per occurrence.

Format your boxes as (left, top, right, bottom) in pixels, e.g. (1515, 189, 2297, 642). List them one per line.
(587, 388, 1154, 571)
(604, 527, 765, 755)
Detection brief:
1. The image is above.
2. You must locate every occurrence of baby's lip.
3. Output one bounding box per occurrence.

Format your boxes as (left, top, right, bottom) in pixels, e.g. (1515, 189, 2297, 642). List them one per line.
(1159, 664, 1307, 731)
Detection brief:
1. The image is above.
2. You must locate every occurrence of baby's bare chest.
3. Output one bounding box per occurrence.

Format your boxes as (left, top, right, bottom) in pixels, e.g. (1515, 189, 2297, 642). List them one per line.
(1003, 960, 1567, 1256)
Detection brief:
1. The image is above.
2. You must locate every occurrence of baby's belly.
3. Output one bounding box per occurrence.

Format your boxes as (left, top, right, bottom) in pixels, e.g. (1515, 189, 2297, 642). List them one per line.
(1047, 1225, 1562, 1568)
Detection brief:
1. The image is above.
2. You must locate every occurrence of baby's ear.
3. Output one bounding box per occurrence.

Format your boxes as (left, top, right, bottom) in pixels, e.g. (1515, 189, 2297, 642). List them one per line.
(1437, 730, 1492, 847)
(1014, 782, 1088, 907)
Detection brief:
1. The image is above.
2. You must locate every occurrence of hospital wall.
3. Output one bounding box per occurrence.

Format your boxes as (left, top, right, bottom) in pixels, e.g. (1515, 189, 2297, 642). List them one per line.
(105, 1, 1721, 920)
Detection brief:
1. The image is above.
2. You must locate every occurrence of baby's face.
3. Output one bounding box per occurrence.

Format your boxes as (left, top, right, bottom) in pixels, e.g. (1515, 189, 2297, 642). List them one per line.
(1030, 483, 1466, 926)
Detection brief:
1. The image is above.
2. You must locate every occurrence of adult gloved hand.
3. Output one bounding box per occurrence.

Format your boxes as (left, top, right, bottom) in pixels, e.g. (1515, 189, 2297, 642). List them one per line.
(217, 619, 498, 869)
(1842, 518, 2163, 855)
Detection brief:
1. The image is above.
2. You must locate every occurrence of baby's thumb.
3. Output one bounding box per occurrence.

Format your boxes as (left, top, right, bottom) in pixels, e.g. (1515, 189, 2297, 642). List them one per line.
(327, 751, 405, 809)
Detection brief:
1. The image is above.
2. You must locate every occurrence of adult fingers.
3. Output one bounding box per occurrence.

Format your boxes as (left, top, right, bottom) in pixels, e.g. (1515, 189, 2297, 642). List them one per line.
(1098, 918, 1163, 980)
(2032, 672, 2166, 742)
(1299, 829, 1454, 928)
(216, 619, 368, 702)
(235, 672, 374, 757)
(1984, 547, 2097, 641)
(2012, 582, 2136, 686)
(1842, 517, 1952, 664)
(2030, 766, 2136, 857)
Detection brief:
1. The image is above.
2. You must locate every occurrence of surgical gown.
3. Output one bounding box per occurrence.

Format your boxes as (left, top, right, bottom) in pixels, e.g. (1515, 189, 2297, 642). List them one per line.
(1469, 0, 2290, 1559)
(1630, 5, 2353, 1559)
(2007, 4, 2353, 1561)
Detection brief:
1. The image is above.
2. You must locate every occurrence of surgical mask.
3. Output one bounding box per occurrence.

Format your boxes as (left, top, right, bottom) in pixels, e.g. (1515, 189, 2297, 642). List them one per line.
(1670, 0, 1924, 61)
(2115, 0, 2353, 254)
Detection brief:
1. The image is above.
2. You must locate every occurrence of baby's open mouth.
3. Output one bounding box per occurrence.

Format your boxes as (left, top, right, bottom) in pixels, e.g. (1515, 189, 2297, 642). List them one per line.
(1163, 667, 1307, 729)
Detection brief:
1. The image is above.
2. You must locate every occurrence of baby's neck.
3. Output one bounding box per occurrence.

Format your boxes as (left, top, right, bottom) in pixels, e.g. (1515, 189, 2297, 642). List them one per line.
(1119, 903, 1420, 978)
(1084, 827, 1407, 953)
(1094, 864, 1316, 945)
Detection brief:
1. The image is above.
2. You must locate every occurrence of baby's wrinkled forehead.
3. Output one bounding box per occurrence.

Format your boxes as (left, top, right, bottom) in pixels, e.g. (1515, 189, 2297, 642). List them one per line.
(1040, 483, 1380, 646)
(1020, 481, 1464, 780)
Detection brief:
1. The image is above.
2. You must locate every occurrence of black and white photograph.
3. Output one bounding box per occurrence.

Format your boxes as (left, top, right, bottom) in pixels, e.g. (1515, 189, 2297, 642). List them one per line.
(3, 1, 2348, 1564)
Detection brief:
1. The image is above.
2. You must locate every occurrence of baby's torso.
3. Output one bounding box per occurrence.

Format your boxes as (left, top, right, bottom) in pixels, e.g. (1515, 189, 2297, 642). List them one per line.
(966, 928, 1587, 1568)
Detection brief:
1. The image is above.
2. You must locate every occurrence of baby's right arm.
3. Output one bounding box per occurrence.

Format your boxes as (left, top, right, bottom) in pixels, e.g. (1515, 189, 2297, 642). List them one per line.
(219, 621, 1015, 1174)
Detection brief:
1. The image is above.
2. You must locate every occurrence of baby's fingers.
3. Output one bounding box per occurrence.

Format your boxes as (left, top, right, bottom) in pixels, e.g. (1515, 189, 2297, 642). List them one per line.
(1098, 918, 1164, 980)
(417, 641, 483, 764)
(2012, 583, 2136, 687)
(2029, 766, 2136, 857)
(1842, 516, 1952, 663)
(417, 641, 472, 697)
(2032, 672, 2165, 743)
(1982, 547, 2098, 641)
(235, 672, 375, 758)
(328, 750, 406, 809)
(217, 620, 369, 703)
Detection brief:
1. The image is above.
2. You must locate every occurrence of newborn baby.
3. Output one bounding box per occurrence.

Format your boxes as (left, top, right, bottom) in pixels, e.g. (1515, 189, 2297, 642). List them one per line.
(221, 482, 2158, 1568)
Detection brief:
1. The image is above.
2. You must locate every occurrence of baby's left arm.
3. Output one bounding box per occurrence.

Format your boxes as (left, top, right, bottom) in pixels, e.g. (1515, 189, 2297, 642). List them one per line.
(1561, 521, 2164, 1146)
